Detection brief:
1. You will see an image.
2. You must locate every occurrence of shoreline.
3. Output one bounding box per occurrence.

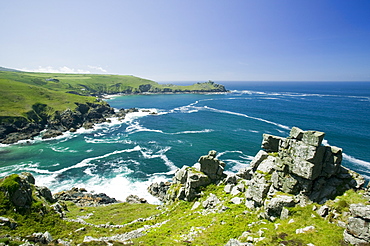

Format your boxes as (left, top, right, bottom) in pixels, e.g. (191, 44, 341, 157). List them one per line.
(0, 107, 159, 147)
(100, 90, 231, 99)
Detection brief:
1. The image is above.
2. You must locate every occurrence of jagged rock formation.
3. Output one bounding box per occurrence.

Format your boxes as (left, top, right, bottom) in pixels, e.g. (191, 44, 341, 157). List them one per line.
(343, 203, 370, 245)
(238, 127, 365, 220)
(0, 103, 140, 144)
(149, 127, 366, 224)
(148, 150, 226, 202)
(125, 194, 148, 204)
(54, 187, 117, 206)
(0, 172, 55, 210)
(147, 181, 171, 202)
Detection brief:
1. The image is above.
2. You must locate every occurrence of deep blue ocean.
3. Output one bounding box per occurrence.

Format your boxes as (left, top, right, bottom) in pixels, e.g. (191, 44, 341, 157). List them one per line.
(1, 81, 369, 203)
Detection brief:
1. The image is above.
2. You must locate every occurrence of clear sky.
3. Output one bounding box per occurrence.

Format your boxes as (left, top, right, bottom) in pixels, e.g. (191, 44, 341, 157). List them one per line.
(1, 0, 370, 82)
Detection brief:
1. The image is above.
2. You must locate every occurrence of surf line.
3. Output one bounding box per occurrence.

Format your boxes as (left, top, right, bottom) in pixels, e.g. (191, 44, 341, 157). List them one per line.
(203, 106, 290, 130)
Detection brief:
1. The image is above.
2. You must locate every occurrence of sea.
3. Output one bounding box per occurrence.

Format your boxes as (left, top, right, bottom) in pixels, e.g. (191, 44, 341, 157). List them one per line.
(1, 81, 369, 204)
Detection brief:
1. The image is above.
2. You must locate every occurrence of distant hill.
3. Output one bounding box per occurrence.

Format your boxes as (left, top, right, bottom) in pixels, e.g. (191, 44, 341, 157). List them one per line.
(0, 66, 22, 72)
(0, 69, 227, 122)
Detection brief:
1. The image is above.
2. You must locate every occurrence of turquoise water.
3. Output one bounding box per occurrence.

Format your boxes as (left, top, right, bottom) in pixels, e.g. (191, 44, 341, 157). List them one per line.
(1, 82, 369, 203)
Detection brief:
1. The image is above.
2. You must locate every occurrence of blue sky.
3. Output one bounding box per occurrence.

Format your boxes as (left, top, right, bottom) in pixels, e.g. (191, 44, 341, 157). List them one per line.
(1, 0, 370, 82)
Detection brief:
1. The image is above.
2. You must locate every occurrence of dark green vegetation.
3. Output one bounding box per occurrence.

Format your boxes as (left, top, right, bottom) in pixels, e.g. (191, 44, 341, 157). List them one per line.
(0, 68, 226, 124)
(0, 174, 367, 245)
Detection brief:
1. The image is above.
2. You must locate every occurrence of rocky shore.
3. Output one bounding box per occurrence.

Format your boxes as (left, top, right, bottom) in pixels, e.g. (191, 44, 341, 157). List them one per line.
(148, 127, 370, 245)
(0, 102, 140, 144)
(0, 127, 369, 245)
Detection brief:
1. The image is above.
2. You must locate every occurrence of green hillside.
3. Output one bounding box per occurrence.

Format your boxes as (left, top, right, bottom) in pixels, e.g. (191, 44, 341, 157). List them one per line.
(0, 69, 226, 122)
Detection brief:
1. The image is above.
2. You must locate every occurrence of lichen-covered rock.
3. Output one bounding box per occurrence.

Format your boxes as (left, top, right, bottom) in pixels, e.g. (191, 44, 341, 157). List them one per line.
(54, 187, 117, 206)
(147, 181, 171, 202)
(245, 172, 272, 206)
(125, 194, 148, 204)
(149, 151, 226, 202)
(198, 150, 226, 181)
(264, 195, 296, 220)
(202, 193, 221, 209)
(344, 204, 370, 245)
(36, 186, 55, 203)
(261, 134, 283, 152)
(246, 127, 365, 209)
(301, 130, 325, 147)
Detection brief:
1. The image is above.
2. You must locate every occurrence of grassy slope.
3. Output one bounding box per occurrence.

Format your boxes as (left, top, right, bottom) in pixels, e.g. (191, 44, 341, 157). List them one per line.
(0, 182, 366, 246)
(0, 77, 97, 118)
(0, 71, 224, 121)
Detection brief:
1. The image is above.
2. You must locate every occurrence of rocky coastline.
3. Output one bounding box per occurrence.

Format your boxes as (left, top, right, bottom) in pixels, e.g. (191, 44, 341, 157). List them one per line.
(0, 102, 140, 145)
(0, 82, 228, 145)
(0, 127, 369, 245)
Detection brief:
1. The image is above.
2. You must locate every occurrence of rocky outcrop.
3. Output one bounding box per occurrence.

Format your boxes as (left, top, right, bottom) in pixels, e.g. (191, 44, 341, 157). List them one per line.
(149, 150, 226, 202)
(242, 127, 365, 220)
(199, 150, 226, 181)
(0, 102, 141, 144)
(0, 102, 116, 144)
(147, 181, 171, 202)
(343, 203, 370, 245)
(53, 187, 117, 206)
(0, 172, 55, 209)
(125, 194, 148, 204)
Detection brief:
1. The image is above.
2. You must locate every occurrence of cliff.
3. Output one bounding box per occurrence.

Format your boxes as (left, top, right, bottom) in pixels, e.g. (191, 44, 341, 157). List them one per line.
(0, 69, 227, 144)
(0, 128, 369, 245)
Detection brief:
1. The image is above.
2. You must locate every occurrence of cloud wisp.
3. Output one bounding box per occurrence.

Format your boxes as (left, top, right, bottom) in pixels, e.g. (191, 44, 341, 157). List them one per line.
(22, 66, 108, 74)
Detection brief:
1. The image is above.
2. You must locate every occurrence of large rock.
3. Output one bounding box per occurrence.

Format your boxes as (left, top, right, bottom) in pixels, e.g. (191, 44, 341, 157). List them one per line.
(147, 181, 171, 202)
(169, 166, 211, 202)
(261, 134, 283, 152)
(54, 187, 117, 206)
(149, 151, 226, 202)
(264, 195, 296, 220)
(198, 150, 226, 181)
(344, 204, 370, 245)
(0, 172, 56, 210)
(245, 127, 365, 209)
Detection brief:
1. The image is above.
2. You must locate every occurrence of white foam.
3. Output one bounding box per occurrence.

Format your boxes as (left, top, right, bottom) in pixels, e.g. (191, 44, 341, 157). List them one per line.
(343, 153, 370, 169)
(50, 146, 78, 153)
(126, 121, 164, 134)
(139, 146, 177, 172)
(39, 173, 169, 204)
(204, 106, 290, 130)
(55, 146, 142, 174)
(170, 129, 214, 135)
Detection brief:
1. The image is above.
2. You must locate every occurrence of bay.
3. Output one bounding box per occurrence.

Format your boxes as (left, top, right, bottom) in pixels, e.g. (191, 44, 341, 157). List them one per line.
(1, 81, 369, 204)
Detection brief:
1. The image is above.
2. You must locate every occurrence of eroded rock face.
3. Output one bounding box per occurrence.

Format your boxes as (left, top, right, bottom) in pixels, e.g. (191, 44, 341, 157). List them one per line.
(54, 187, 117, 206)
(198, 150, 226, 181)
(343, 204, 370, 245)
(149, 151, 226, 203)
(245, 127, 365, 218)
(147, 181, 172, 202)
(0, 172, 55, 208)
